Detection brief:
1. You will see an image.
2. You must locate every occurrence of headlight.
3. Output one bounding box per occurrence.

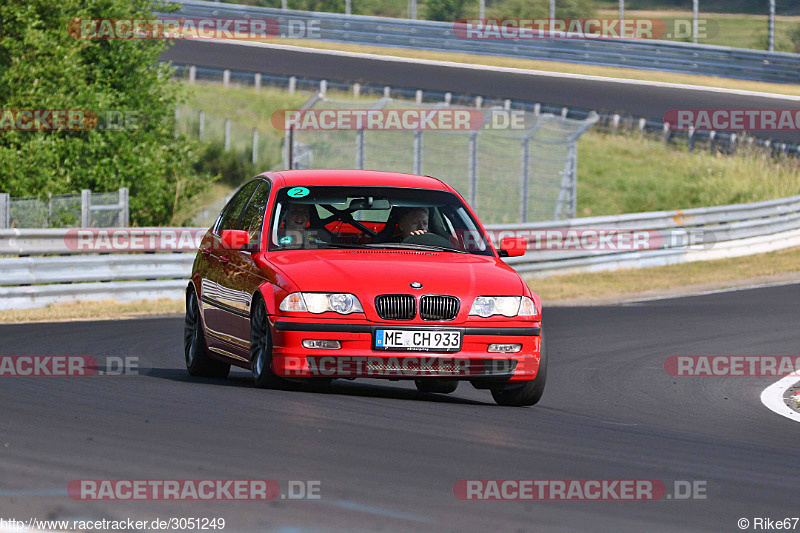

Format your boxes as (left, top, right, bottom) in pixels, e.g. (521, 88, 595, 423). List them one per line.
(469, 296, 537, 318)
(279, 292, 364, 315)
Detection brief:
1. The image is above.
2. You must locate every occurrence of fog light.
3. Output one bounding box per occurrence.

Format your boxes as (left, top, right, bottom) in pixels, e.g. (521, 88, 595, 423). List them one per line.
(487, 343, 522, 353)
(302, 339, 341, 349)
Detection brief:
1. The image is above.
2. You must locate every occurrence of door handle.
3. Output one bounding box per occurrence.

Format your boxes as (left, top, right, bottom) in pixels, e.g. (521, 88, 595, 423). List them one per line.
(219, 255, 229, 263)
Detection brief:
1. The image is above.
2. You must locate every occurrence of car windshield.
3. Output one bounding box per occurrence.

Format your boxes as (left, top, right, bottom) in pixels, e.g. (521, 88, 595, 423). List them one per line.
(268, 185, 493, 256)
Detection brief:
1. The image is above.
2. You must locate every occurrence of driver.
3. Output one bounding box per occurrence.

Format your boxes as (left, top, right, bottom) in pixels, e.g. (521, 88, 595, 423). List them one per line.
(396, 207, 429, 241)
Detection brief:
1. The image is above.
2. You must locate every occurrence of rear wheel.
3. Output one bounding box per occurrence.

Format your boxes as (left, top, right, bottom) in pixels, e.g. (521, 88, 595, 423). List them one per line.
(184, 286, 230, 378)
(250, 298, 291, 389)
(491, 332, 547, 407)
(414, 379, 459, 394)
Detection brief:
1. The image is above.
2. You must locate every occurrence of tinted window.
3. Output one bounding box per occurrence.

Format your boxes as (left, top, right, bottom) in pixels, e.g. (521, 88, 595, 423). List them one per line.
(218, 181, 259, 233)
(268, 186, 492, 255)
(239, 181, 271, 241)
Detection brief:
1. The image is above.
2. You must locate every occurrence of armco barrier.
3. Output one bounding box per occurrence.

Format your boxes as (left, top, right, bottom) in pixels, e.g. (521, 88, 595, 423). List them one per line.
(165, 0, 800, 85)
(1, 194, 799, 309)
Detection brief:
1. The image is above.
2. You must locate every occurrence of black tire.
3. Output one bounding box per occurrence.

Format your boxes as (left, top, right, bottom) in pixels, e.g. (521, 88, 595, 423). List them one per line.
(491, 331, 547, 407)
(414, 379, 459, 394)
(184, 286, 230, 378)
(250, 297, 291, 389)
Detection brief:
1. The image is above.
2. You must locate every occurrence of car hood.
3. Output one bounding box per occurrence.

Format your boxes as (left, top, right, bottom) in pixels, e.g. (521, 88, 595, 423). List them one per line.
(268, 249, 524, 322)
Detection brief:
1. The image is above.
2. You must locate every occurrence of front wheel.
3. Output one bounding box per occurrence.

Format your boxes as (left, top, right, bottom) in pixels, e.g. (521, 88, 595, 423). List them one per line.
(250, 298, 291, 389)
(184, 286, 230, 378)
(491, 332, 547, 407)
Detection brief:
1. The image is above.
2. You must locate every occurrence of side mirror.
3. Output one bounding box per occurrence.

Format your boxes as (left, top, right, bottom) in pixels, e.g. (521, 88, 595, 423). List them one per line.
(499, 236, 527, 257)
(220, 229, 259, 252)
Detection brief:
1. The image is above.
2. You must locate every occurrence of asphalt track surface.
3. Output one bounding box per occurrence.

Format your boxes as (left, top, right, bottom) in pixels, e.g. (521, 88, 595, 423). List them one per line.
(160, 40, 800, 145)
(2, 283, 799, 532)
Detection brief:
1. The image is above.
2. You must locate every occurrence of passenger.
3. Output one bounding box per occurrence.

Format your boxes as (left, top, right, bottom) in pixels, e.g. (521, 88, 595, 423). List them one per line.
(279, 203, 329, 247)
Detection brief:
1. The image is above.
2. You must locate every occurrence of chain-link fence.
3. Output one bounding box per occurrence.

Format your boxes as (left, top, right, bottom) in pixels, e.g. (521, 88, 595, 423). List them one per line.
(176, 106, 282, 170)
(0, 189, 129, 229)
(284, 95, 598, 223)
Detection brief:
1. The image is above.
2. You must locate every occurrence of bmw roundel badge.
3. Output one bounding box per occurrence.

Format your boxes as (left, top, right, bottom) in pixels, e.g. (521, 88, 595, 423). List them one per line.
(410, 282, 422, 289)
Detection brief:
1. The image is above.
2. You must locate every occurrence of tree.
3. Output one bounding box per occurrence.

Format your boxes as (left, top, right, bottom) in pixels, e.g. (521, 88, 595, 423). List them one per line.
(0, 0, 213, 226)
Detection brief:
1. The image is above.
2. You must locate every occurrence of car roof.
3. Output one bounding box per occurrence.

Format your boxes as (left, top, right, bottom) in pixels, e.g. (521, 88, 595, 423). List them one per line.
(264, 169, 451, 191)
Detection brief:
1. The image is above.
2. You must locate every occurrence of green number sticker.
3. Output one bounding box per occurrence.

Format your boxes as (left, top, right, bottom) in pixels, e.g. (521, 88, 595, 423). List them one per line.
(287, 187, 309, 198)
(279, 235, 293, 245)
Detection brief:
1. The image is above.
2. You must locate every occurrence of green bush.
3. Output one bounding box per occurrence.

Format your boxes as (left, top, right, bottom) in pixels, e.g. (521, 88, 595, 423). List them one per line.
(194, 143, 257, 188)
(790, 24, 800, 53)
(486, 0, 596, 20)
(426, 0, 467, 21)
(0, 0, 214, 226)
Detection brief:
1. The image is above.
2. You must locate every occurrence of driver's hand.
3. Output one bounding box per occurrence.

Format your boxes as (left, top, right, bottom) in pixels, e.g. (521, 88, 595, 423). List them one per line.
(409, 229, 427, 236)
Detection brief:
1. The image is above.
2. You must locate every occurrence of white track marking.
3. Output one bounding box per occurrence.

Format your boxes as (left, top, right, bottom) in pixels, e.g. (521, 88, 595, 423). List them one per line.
(761, 374, 800, 423)
(192, 38, 800, 100)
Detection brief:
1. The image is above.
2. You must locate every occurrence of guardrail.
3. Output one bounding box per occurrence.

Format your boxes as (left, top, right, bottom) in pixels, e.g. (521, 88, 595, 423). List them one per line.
(2, 194, 799, 309)
(166, 0, 800, 85)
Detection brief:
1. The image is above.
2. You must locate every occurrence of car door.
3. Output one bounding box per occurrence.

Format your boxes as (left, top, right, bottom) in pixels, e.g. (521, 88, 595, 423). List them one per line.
(200, 180, 260, 358)
(216, 179, 274, 360)
(204, 179, 274, 362)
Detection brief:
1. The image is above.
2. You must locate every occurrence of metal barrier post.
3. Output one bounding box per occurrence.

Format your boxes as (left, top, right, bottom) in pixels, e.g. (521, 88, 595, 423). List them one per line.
(519, 138, 529, 223)
(356, 130, 365, 169)
(252, 128, 259, 165)
(413, 130, 423, 175)
(224, 119, 230, 151)
(468, 132, 478, 207)
(81, 189, 91, 227)
(0, 193, 9, 229)
(119, 188, 129, 227)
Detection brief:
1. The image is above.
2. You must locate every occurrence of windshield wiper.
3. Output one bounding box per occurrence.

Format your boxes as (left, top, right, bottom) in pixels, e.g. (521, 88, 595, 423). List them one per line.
(365, 243, 468, 254)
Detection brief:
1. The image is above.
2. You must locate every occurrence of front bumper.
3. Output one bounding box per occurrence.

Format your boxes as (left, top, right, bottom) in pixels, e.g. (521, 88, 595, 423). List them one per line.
(270, 319, 542, 382)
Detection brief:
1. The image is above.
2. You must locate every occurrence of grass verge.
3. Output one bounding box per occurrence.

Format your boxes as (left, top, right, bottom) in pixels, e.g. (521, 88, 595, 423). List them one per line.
(0, 299, 184, 324)
(528, 245, 800, 304)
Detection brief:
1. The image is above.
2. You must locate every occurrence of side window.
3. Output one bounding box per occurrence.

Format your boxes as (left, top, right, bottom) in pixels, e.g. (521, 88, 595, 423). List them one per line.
(239, 181, 271, 242)
(217, 181, 259, 234)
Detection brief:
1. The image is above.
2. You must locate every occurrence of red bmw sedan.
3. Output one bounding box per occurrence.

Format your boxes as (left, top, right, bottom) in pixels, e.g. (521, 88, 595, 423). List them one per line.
(185, 169, 545, 406)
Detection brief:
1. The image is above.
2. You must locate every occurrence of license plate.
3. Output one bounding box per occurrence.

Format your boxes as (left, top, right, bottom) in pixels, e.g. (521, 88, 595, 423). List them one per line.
(374, 329, 462, 352)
